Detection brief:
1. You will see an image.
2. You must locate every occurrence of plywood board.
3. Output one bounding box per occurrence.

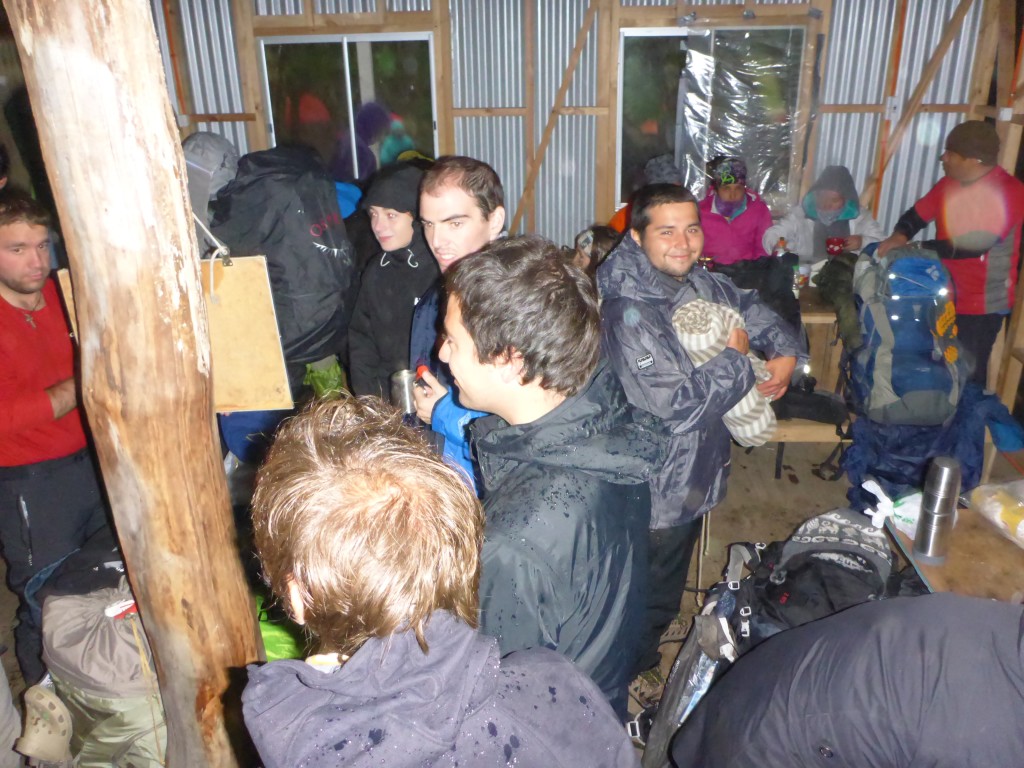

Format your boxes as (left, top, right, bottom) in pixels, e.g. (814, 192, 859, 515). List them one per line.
(201, 256, 292, 412)
(59, 258, 291, 412)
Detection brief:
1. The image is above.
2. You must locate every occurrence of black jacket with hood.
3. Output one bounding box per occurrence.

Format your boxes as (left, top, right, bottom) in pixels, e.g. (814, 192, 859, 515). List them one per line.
(347, 226, 438, 397)
(242, 610, 639, 768)
(473, 360, 666, 718)
(598, 235, 803, 529)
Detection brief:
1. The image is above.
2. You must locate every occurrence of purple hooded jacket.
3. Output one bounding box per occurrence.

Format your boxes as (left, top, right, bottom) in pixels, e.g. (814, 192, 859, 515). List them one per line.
(242, 610, 639, 767)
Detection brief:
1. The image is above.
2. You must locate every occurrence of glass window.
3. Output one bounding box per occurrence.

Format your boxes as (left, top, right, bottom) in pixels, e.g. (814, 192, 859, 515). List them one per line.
(619, 27, 805, 210)
(261, 35, 436, 183)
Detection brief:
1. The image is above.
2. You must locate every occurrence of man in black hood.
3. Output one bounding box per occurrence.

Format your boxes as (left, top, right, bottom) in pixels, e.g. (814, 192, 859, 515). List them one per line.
(442, 235, 667, 719)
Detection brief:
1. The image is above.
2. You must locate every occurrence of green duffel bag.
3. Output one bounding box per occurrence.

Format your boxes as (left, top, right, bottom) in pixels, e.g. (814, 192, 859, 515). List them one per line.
(42, 580, 166, 767)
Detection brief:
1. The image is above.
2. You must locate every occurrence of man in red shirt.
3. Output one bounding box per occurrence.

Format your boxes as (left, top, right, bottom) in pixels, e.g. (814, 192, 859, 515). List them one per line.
(0, 194, 109, 683)
(877, 121, 1024, 385)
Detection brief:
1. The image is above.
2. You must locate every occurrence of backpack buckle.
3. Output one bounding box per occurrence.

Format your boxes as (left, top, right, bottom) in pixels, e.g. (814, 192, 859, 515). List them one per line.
(728, 580, 741, 591)
(740, 619, 750, 638)
(739, 606, 752, 618)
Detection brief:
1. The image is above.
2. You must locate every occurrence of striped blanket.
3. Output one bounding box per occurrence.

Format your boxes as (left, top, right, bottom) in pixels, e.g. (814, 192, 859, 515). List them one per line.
(671, 299, 777, 447)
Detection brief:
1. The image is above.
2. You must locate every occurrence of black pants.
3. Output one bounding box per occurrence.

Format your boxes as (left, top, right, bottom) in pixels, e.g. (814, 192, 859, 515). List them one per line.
(957, 313, 1006, 386)
(634, 518, 703, 674)
(0, 450, 110, 683)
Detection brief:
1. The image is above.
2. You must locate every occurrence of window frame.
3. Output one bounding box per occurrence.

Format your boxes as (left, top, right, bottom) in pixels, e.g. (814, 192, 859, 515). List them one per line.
(615, 24, 811, 212)
(256, 31, 440, 177)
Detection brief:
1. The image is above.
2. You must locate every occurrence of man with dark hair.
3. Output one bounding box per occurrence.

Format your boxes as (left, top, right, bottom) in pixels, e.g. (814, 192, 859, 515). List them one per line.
(0, 193, 111, 683)
(244, 397, 640, 767)
(442, 234, 666, 719)
(411, 155, 505, 492)
(877, 120, 1024, 385)
(598, 183, 802, 684)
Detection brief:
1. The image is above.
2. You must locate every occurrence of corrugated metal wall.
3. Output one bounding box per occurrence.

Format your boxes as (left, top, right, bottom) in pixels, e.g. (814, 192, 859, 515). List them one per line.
(316, 0, 377, 12)
(450, 0, 527, 231)
(534, 0, 598, 243)
(817, 0, 982, 232)
(156, 0, 249, 154)
(388, 0, 432, 10)
(255, 1, 304, 15)
(150, 0, 991, 241)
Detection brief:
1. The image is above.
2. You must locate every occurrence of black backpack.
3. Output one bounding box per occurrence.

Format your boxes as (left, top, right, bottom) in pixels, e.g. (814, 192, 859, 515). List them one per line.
(715, 508, 906, 655)
(212, 145, 359, 391)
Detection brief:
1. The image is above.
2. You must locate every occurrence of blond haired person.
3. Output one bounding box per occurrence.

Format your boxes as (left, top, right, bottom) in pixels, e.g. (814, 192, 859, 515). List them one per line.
(242, 397, 639, 768)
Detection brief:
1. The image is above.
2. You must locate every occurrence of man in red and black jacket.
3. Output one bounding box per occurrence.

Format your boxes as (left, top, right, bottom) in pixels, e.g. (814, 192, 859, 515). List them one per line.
(0, 193, 110, 684)
(877, 120, 1024, 385)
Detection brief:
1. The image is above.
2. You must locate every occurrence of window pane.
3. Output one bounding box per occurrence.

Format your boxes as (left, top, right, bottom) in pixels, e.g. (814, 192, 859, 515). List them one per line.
(264, 38, 435, 183)
(265, 42, 350, 171)
(621, 28, 804, 210)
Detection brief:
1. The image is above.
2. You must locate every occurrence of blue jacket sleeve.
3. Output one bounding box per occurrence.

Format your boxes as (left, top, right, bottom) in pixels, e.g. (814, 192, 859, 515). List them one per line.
(431, 392, 485, 492)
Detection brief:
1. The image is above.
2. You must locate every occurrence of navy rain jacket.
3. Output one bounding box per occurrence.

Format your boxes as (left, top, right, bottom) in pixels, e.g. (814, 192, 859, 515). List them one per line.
(673, 593, 1024, 767)
(598, 235, 803, 528)
(243, 611, 639, 767)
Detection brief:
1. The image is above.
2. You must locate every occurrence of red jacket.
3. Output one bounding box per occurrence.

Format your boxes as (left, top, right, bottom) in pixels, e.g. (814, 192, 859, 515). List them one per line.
(0, 279, 86, 466)
(912, 166, 1024, 315)
(698, 190, 773, 266)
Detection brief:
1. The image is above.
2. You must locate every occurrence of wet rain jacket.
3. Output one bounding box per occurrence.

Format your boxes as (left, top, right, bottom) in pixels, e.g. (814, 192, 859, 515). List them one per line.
(598, 236, 803, 529)
(473, 361, 665, 717)
(242, 610, 639, 767)
(672, 594, 1024, 768)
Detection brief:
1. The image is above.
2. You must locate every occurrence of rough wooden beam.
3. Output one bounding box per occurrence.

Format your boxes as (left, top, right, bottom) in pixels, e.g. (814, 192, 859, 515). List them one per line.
(3, 2, 260, 765)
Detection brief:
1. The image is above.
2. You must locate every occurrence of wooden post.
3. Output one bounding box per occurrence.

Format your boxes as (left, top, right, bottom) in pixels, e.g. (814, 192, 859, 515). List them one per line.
(3, 2, 260, 766)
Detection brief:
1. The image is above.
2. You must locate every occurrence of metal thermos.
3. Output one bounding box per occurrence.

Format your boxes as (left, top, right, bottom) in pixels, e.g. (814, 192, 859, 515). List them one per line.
(913, 456, 961, 565)
(390, 369, 417, 415)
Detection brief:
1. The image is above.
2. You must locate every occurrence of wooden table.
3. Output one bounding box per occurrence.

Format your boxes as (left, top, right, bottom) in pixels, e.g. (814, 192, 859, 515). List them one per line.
(886, 506, 1024, 602)
(771, 287, 846, 444)
(800, 286, 843, 394)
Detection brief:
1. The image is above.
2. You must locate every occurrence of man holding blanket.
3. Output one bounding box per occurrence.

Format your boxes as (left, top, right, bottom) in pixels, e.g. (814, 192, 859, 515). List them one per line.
(597, 183, 803, 681)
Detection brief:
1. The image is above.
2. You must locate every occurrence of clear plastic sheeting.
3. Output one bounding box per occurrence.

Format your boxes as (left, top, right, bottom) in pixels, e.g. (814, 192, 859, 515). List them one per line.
(620, 27, 804, 212)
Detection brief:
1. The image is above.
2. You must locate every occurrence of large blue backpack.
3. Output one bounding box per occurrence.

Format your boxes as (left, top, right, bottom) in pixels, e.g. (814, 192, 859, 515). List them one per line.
(848, 246, 964, 426)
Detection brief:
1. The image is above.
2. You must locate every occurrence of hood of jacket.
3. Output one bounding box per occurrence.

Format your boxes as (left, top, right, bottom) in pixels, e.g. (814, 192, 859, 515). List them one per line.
(472, 359, 666, 489)
(803, 165, 860, 222)
(374, 224, 436, 273)
(243, 611, 499, 765)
